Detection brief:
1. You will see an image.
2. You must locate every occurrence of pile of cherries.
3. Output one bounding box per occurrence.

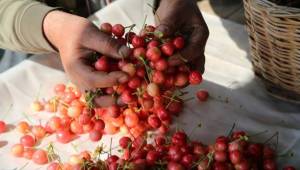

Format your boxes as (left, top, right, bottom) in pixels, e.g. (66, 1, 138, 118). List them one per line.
(46, 130, 296, 170)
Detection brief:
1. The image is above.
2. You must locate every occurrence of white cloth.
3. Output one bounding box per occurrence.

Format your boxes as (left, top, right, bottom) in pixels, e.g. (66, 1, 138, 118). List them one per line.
(0, 0, 299, 169)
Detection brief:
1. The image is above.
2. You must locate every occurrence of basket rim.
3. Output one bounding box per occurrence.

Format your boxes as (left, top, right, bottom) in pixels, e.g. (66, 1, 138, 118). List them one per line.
(247, 0, 300, 17)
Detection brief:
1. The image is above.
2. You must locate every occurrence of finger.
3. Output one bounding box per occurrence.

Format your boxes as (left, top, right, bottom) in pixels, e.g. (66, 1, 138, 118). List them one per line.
(83, 25, 132, 59)
(72, 59, 129, 89)
(169, 24, 208, 66)
(94, 95, 116, 107)
(154, 13, 180, 38)
(191, 53, 205, 74)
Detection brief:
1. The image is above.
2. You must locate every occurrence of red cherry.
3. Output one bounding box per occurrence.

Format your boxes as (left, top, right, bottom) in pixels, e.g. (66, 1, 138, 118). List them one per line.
(146, 150, 159, 165)
(167, 161, 185, 170)
(263, 159, 276, 170)
(0, 120, 7, 133)
(168, 145, 183, 162)
(234, 159, 250, 170)
(148, 115, 161, 129)
(155, 136, 166, 146)
(173, 36, 185, 49)
(214, 151, 227, 162)
(56, 129, 73, 144)
(146, 47, 161, 61)
(107, 105, 121, 118)
(229, 150, 243, 164)
(247, 143, 262, 158)
(283, 166, 296, 170)
(152, 70, 165, 84)
(106, 155, 119, 163)
(156, 107, 170, 121)
(133, 47, 146, 58)
(100, 22, 112, 34)
(155, 58, 168, 71)
(181, 154, 194, 168)
(136, 67, 146, 78)
(215, 140, 227, 151)
(263, 146, 275, 159)
(128, 76, 141, 89)
(147, 40, 160, 49)
(161, 42, 175, 56)
(89, 129, 103, 142)
(32, 149, 48, 165)
(20, 135, 36, 147)
(121, 90, 135, 104)
(95, 56, 109, 71)
(93, 119, 105, 131)
(196, 90, 209, 102)
(112, 24, 125, 37)
(78, 113, 92, 125)
(132, 36, 145, 48)
(174, 72, 189, 87)
(119, 136, 132, 149)
(189, 71, 202, 85)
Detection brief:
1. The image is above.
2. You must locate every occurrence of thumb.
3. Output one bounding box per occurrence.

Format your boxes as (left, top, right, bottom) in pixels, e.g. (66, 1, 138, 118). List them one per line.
(84, 25, 132, 59)
(155, 15, 177, 38)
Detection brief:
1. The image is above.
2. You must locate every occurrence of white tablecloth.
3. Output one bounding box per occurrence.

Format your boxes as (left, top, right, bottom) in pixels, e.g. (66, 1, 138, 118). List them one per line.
(0, 0, 299, 169)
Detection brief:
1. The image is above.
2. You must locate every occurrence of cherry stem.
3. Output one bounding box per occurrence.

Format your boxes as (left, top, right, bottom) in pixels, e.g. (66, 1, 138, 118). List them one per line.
(227, 122, 236, 137)
(141, 15, 148, 29)
(19, 162, 30, 170)
(263, 131, 279, 145)
(35, 84, 42, 101)
(147, 3, 161, 23)
(21, 112, 34, 124)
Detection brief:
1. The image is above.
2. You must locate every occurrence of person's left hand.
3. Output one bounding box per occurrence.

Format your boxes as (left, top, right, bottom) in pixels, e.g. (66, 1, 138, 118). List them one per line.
(155, 0, 209, 73)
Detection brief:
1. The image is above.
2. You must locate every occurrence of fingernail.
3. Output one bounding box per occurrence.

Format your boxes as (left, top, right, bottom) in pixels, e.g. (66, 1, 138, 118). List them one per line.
(119, 46, 132, 58)
(118, 75, 129, 84)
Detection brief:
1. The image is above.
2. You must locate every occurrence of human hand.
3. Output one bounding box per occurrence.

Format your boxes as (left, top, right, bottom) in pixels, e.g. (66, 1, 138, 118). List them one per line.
(155, 0, 209, 73)
(43, 11, 131, 107)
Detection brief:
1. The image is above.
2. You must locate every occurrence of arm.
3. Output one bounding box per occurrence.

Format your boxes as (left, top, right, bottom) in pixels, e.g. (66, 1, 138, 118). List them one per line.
(0, 0, 57, 54)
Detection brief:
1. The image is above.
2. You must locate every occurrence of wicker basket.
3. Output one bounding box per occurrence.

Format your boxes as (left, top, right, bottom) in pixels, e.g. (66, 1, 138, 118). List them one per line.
(243, 0, 300, 103)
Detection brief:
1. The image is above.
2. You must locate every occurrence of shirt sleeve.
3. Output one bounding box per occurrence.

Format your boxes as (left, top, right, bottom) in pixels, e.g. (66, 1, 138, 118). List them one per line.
(0, 0, 58, 54)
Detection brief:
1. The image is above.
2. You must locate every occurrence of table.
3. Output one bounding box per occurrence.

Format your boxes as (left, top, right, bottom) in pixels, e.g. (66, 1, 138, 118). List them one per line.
(0, 0, 299, 169)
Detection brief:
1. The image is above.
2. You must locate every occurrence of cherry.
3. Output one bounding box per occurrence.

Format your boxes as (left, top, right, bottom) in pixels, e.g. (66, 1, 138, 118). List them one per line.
(121, 63, 136, 77)
(215, 140, 227, 151)
(181, 154, 194, 168)
(234, 159, 250, 170)
(161, 42, 175, 56)
(89, 129, 103, 142)
(47, 162, 61, 170)
(32, 149, 48, 165)
(23, 147, 35, 160)
(189, 71, 202, 85)
(155, 136, 166, 146)
(124, 113, 139, 128)
(146, 150, 159, 165)
(167, 161, 185, 170)
(147, 115, 161, 129)
(112, 24, 125, 37)
(132, 35, 145, 48)
(263, 159, 276, 170)
(172, 131, 187, 146)
(121, 90, 135, 104)
(173, 36, 185, 49)
(93, 119, 105, 131)
(136, 67, 146, 78)
(107, 155, 119, 163)
(283, 166, 296, 170)
(125, 32, 136, 43)
(95, 56, 109, 72)
(146, 47, 161, 62)
(0, 120, 7, 133)
(107, 105, 121, 118)
(174, 72, 188, 87)
(11, 144, 24, 157)
(20, 135, 36, 147)
(100, 22, 112, 34)
(214, 151, 228, 162)
(54, 83, 66, 94)
(56, 129, 73, 144)
(155, 58, 168, 71)
(48, 116, 62, 131)
(31, 125, 46, 139)
(147, 40, 160, 49)
(156, 107, 170, 121)
(168, 145, 183, 162)
(213, 162, 229, 170)
(128, 76, 141, 89)
(119, 136, 132, 149)
(229, 150, 243, 164)
(152, 70, 166, 84)
(197, 90, 209, 102)
(247, 143, 262, 158)
(17, 121, 30, 134)
(263, 146, 275, 159)
(78, 113, 92, 125)
(147, 83, 160, 97)
(133, 47, 146, 58)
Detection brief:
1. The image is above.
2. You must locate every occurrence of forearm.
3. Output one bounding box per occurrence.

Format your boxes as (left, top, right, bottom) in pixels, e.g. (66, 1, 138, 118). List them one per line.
(0, 0, 57, 54)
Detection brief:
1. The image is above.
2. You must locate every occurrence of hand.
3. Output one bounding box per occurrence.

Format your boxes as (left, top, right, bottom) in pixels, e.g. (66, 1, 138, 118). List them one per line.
(43, 11, 131, 107)
(155, 0, 209, 73)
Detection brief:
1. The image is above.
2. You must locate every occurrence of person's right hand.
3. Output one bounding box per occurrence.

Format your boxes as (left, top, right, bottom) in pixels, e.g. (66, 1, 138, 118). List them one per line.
(43, 11, 131, 107)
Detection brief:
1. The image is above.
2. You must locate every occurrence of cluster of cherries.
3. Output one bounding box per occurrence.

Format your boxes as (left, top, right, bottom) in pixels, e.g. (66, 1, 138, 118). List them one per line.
(45, 130, 296, 170)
